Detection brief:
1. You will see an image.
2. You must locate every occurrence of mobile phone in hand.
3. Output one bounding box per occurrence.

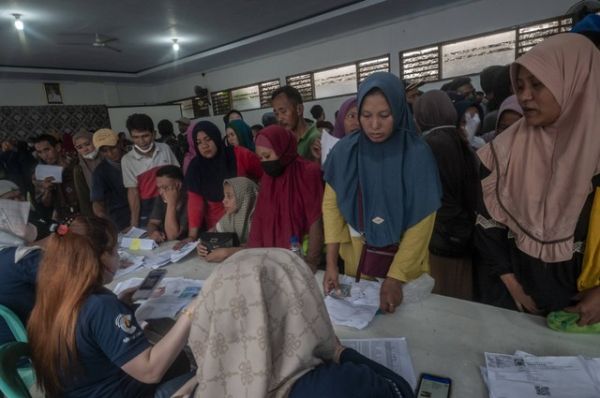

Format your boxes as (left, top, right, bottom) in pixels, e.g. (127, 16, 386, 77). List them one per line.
(416, 373, 451, 398)
(132, 269, 167, 301)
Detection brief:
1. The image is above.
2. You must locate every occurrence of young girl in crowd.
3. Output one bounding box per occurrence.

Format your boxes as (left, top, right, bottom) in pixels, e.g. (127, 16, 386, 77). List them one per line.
(175, 249, 415, 398)
(247, 125, 324, 271)
(197, 176, 258, 262)
(226, 119, 256, 151)
(413, 90, 479, 300)
(27, 216, 195, 397)
(183, 121, 262, 244)
(320, 97, 360, 165)
(322, 72, 442, 313)
(493, 95, 523, 137)
(475, 33, 600, 326)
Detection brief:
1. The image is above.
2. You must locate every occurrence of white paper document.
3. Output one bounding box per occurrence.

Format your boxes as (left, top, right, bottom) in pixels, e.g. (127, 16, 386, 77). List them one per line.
(324, 275, 380, 329)
(34, 165, 63, 182)
(134, 278, 203, 322)
(144, 250, 173, 268)
(120, 237, 157, 251)
(121, 227, 147, 239)
(320, 132, 340, 165)
(114, 251, 145, 278)
(483, 352, 600, 398)
(169, 240, 198, 263)
(341, 338, 417, 389)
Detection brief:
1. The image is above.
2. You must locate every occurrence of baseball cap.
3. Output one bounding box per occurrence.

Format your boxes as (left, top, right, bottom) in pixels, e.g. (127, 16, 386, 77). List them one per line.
(93, 128, 118, 148)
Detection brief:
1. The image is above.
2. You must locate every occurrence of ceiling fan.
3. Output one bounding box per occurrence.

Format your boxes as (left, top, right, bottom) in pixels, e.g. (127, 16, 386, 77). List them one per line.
(57, 33, 122, 53)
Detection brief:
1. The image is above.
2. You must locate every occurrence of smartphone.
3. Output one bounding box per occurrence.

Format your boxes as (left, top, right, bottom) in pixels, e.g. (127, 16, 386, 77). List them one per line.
(416, 373, 452, 398)
(132, 269, 167, 301)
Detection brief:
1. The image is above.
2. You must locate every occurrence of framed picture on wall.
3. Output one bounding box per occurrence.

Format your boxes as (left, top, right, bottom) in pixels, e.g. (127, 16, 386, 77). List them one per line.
(44, 83, 63, 104)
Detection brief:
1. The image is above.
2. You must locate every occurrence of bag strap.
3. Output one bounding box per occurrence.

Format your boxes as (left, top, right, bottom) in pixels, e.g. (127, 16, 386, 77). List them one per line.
(356, 184, 365, 282)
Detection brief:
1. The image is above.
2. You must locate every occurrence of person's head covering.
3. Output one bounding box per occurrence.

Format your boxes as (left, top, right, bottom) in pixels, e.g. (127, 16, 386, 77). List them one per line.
(72, 130, 101, 187)
(571, 13, 600, 34)
(332, 97, 358, 138)
(478, 33, 600, 263)
(182, 121, 197, 174)
(323, 72, 442, 247)
(217, 177, 258, 244)
(479, 65, 504, 95)
(227, 119, 255, 151)
(413, 90, 458, 132)
(93, 128, 118, 148)
(494, 95, 523, 131)
(176, 117, 191, 126)
(188, 248, 336, 398)
(248, 126, 323, 248)
(0, 180, 37, 248)
(184, 121, 237, 202)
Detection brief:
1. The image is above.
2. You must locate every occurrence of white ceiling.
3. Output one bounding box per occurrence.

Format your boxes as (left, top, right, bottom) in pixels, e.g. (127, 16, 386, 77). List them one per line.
(0, 0, 469, 82)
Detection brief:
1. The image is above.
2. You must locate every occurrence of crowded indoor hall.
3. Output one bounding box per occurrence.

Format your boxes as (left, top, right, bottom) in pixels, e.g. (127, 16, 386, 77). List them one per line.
(1, 0, 599, 397)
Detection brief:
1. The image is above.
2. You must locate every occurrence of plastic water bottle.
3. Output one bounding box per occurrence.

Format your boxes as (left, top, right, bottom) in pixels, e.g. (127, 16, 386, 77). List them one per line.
(290, 235, 302, 258)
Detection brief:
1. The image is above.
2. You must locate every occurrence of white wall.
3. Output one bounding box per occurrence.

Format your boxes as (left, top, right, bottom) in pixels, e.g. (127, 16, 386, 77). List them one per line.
(1, 0, 574, 119)
(151, 0, 574, 127)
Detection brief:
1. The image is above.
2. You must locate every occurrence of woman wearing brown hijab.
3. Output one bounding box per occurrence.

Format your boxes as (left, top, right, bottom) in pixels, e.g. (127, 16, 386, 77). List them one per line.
(475, 33, 600, 326)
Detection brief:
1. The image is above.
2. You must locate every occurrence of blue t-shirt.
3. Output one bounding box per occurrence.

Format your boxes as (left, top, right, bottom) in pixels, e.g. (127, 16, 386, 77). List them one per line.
(63, 290, 154, 398)
(0, 247, 41, 345)
(91, 159, 131, 231)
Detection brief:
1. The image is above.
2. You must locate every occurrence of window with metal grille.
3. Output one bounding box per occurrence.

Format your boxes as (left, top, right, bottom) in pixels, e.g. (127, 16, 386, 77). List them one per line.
(517, 17, 572, 54)
(286, 73, 314, 101)
(211, 91, 231, 116)
(400, 46, 440, 83)
(259, 79, 281, 108)
(358, 55, 390, 83)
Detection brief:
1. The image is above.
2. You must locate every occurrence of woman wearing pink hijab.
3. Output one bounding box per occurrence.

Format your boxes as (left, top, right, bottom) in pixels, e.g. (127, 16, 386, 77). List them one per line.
(182, 121, 197, 173)
(475, 33, 600, 326)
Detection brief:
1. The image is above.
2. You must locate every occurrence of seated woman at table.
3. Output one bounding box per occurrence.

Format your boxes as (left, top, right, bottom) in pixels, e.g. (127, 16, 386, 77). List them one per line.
(183, 121, 262, 245)
(197, 176, 258, 262)
(322, 72, 441, 314)
(247, 125, 324, 272)
(146, 165, 188, 243)
(475, 33, 600, 326)
(174, 248, 415, 398)
(27, 216, 195, 398)
(226, 119, 256, 151)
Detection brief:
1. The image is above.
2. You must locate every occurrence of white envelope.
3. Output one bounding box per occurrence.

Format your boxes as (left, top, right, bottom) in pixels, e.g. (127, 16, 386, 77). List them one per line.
(34, 165, 63, 183)
(120, 237, 157, 251)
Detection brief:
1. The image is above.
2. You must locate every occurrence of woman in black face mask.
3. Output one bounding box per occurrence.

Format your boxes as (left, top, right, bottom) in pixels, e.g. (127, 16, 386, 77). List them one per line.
(248, 125, 325, 272)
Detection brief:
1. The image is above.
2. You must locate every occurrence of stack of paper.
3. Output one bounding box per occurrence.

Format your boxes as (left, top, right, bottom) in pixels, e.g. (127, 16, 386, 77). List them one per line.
(134, 278, 203, 322)
(121, 227, 147, 239)
(341, 338, 417, 389)
(120, 237, 157, 251)
(482, 351, 600, 398)
(324, 275, 381, 329)
(115, 251, 145, 278)
(143, 251, 173, 268)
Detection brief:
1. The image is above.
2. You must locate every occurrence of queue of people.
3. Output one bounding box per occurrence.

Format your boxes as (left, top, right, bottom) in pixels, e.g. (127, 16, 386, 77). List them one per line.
(1, 29, 599, 397)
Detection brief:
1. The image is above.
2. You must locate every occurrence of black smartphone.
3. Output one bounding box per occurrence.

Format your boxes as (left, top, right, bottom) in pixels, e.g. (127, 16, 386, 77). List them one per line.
(416, 373, 452, 398)
(132, 269, 167, 301)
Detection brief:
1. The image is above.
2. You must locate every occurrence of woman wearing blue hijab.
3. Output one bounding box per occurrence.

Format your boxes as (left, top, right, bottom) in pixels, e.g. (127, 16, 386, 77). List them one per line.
(322, 72, 442, 313)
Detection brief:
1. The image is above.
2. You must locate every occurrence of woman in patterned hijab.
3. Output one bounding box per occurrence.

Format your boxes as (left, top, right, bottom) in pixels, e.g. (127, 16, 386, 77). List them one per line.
(178, 249, 415, 398)
(217, 176, 258, 244)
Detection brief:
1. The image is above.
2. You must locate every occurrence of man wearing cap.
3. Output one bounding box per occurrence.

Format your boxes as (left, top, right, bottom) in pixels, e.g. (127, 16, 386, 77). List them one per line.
(91, 129, 131, 231)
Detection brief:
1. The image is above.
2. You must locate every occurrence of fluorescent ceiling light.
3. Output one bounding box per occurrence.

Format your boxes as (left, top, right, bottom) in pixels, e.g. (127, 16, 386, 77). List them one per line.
(13, 14, 24, 31)
(172, 38, 180, 51)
